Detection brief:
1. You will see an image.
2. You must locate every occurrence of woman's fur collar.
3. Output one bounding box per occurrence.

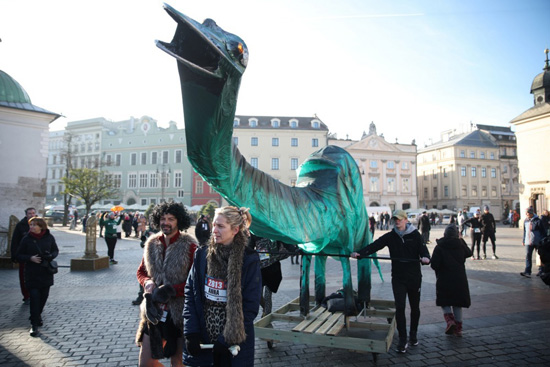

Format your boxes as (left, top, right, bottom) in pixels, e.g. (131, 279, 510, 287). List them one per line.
(206, 231, 247, 345)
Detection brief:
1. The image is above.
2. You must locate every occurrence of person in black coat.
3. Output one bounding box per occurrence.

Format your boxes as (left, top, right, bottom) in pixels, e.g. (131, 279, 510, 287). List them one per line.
(418, 211, 431, 244)
(194, 214, 211, 247)
(430, 223, 472, 337)
(11, 207, 37, 304)
(16, 217, 59, 337)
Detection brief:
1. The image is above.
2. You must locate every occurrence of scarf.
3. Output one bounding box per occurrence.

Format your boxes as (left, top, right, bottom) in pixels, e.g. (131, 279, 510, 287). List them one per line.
(30, 229, 46, 240)
(206, 231, 247, 345)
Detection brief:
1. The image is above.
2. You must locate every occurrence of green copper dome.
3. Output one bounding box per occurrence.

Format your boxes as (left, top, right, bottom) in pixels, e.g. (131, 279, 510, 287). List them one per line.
(0, 70, 32, 104)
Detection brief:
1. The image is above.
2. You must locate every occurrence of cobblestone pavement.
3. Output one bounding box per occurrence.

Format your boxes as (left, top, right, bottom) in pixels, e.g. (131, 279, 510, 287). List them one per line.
(1, 224, 549, 366)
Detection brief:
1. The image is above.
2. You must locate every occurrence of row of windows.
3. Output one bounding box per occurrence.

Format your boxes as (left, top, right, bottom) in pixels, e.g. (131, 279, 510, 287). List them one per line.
(460, 167, 497, 178)
(123, 172, 183, 189)
(458, 150, 496, 159)
(234, 137, 319, 148)
(423, 185, 498, 199)
(423, 167, 498, 179)
(368, 161, 409, 170)
(124, 150, 183, 166)
(247, 157, 300, 171)
(72, 142, 100, 154)
(234, 118, 321, 129)
(368, 177, 411, 193)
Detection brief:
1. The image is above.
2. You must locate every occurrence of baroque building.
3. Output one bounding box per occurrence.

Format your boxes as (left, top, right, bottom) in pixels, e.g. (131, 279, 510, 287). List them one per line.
(510, 48, 550, 215)
(330, 122, 418, 211)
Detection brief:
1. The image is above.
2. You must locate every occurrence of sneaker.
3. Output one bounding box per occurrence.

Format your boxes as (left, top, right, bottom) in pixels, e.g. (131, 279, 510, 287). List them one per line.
(482, 254, 487, 260)
(110, 259, 118, 265)
(409, 337, 418, 346)
(395, 341, 408, 353)
(492, 254, 499, 259)
(520, 272, 531, 278)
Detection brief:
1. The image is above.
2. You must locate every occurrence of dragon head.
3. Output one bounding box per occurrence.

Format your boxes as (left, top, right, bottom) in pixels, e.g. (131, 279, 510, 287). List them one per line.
(156, 3, 248, 80)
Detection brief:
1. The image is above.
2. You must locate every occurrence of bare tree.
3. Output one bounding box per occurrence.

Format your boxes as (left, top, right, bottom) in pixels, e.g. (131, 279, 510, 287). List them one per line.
(61, 168, 119, 217)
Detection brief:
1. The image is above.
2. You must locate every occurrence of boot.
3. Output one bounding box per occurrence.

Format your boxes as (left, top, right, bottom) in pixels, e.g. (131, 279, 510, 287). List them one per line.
(444, 313, 456, 335)
(454, 321, 463, 337)
(30, 325, 39, 337)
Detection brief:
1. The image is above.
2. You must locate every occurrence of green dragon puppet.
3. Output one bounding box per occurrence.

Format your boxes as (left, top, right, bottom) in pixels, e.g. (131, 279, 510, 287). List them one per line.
(157, 4, 379, 315)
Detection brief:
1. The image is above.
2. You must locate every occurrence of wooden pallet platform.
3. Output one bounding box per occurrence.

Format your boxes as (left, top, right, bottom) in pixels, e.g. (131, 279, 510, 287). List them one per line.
(254, 296, 396, 355)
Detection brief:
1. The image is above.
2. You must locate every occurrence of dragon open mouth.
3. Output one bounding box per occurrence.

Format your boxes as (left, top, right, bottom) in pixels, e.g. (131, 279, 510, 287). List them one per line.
(156, 3, 248, 79)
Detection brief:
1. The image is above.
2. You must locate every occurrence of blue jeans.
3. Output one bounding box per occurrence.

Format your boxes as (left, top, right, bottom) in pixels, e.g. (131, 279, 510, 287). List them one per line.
(524, 244, 536, 274)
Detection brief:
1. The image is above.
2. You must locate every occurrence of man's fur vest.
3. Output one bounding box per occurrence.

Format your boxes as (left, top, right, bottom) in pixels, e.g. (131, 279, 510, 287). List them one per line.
(136, 231, 196, 345)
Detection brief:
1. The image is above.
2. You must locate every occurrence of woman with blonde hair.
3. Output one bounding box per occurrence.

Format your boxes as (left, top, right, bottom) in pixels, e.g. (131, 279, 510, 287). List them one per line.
(182, 206, 261, 367)
(16, 217, 59, 337)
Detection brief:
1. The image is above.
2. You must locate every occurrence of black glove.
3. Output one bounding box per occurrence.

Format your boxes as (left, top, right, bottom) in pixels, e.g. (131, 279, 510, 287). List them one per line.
(185, 334, 202, 356)
(144, 293, 160, 325)
(152, 284, 176, 303)
(213, 340, 232, 367)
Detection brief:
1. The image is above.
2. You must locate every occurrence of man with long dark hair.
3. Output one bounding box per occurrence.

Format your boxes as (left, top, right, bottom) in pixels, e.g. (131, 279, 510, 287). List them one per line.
(135, 201, 198, 366)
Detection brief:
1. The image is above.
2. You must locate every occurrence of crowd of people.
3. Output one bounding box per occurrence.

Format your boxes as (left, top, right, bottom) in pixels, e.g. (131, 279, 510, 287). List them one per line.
(8, 201, 549, 364)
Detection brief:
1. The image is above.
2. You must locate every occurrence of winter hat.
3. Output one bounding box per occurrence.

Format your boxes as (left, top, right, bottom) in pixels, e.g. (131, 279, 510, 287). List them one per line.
(483, 205, 489, 211)
(444, 223, 459, 238)
(526, 207, 535, 215)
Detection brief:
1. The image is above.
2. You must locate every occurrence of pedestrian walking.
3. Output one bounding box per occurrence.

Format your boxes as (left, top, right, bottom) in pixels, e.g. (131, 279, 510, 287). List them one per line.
(135, 201, 197, 366)
(15, 217, 59, 337)
(100, 212, 122, 264)
(418, 211, 431, 245)
(480, 205, 498, 259)
(351, 210, 431, 353)
(182, 206, 261, 367)
(10, 207, 37, 305)
(123, 213, 133, 237)
(430, 223, 472, 337)
(458, 209, 468, 237)
(463, 210, 483, 259)
(194, 214, 211, 247)
(520, 207, 546, 278)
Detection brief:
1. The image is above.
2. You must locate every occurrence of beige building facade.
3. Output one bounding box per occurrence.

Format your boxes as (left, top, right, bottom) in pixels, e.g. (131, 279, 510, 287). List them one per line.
(510, 49, 550, 215)
(232, 115, 329, 186)
(417, 129, 504, 217)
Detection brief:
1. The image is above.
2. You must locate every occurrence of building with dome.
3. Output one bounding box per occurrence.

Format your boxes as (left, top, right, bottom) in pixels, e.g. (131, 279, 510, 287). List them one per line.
(510, 48, 550, 215)
(0, 70, 61, 231)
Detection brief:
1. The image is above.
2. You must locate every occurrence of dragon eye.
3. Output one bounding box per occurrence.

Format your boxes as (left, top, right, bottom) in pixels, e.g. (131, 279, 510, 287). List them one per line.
(226, 40, 248, 67)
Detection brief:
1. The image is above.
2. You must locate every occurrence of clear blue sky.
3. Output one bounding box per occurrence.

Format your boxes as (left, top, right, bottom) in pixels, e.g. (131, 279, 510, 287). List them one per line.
(1, 0, 549, 146)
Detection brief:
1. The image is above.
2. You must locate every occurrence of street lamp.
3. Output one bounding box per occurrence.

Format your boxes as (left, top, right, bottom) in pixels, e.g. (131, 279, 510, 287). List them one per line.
(156, 164, 171, 203)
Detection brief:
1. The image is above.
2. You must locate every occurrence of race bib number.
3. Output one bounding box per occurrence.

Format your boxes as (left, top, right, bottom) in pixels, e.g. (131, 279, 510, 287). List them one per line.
(205, 276, 227, 302)
(259, 252, 270, 261)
